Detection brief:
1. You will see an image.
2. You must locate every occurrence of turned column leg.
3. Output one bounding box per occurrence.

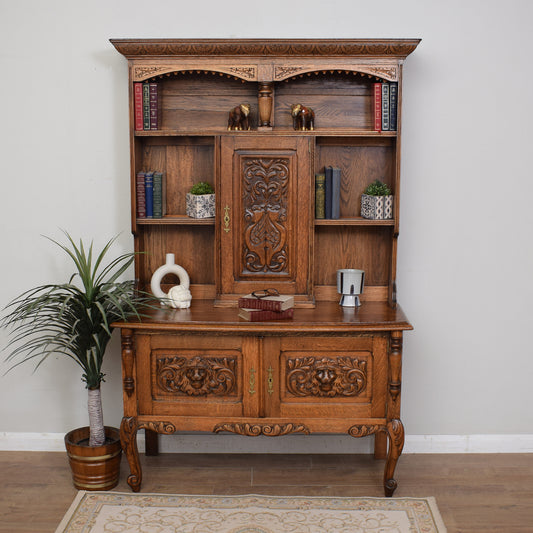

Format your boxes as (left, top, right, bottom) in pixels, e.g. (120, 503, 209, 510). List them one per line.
(120, 416, 142, 492)
(384, 418, 404, 496)
(374, 430, 387, 459)
(383, 330, 405, 496)
(145, 429, 159, 456)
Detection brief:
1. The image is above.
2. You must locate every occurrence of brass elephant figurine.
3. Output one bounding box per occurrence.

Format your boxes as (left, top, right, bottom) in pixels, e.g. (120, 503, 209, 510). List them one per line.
(228, 103, 251, 131)
(291, 103, 315, 131)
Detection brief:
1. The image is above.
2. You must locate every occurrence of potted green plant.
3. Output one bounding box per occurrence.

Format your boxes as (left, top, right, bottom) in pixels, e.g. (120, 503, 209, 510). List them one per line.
(1, 232, 150, 490)
(186, 181, 215, 218)
(361, 179, 393, 220)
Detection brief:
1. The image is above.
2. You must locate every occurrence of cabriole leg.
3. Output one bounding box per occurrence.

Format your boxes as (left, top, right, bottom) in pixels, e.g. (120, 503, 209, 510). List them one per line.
(384, 418, 404, 497)
(120, 416, 142, 492)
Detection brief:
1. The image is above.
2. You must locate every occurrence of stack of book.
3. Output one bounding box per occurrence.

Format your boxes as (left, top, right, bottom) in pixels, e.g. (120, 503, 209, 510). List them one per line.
(315, 166, 341, 219)
(134, 82, 161, 131)
(136, 171, 166, 219)
(238, 293, 295, 321)
(373, 81, 398, 132)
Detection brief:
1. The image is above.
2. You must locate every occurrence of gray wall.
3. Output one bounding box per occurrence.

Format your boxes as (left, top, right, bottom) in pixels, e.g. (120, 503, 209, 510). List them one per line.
(1, 0, 532, 451)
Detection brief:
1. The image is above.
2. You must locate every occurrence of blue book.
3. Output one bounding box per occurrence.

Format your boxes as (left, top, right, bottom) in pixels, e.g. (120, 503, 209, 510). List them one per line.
(389, 82, 398, 131)
(144, 172, 154, 218)
(381, 83, 390, 131)
(331, 167, 341, 219)
(324, 165, 333, 219)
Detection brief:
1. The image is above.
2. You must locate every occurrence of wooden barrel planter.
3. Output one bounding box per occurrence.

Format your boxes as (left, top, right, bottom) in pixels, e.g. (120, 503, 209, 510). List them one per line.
(65, 426, 122, 490)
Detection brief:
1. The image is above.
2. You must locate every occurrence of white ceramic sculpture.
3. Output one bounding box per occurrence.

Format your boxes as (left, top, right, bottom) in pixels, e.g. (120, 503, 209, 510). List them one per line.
(150, 253, 192, 308)
(167, 284, 192, 309)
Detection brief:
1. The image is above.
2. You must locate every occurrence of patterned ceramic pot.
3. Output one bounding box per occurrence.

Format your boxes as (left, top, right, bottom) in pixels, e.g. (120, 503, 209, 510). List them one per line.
(361, 194, 393, 220)
(186, 193, 215, 218)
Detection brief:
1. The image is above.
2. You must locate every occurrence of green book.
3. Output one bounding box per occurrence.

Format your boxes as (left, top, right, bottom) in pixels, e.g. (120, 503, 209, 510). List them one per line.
(315, 173, 326, 219)
(152, 172, 166, 218)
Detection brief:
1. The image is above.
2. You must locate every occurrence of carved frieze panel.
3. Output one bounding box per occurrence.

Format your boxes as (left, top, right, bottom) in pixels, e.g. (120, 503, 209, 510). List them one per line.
(274, 65, 398, 82)
(139, 421, 177, 434)
(133, 65, 257, 82)
(285, 356, 368, 398)
(241, 157, 290, 275)
(156, 355, 238, 397)
(214, 422, 310, 436)
(348, 424, 383, 438)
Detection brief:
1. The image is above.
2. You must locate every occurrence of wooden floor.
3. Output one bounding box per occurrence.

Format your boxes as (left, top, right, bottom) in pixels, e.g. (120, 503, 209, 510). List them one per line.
(1, 451, 532, 532)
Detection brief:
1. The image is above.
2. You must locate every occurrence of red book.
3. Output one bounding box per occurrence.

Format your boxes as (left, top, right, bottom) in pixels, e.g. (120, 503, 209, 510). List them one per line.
(238, 308, 294, 321)
(134, 83, 144, 131)
(237, 293, 294, 312)
(373, 82, 382, 132)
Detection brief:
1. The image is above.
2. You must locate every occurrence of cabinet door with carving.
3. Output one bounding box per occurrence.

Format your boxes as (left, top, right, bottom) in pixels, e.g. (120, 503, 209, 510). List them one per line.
(135, 333, 261, 420)
(217, 135, 313, 306)
(263, 335, 388, 420)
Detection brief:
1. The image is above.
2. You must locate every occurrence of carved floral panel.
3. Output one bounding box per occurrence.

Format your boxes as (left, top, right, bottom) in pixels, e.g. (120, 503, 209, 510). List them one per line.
(156, 355, 238, 397)
(241, 157, 290, 275)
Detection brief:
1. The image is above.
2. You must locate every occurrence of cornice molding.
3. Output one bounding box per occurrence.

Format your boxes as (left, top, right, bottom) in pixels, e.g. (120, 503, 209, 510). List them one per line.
(111, 39, 421, 60)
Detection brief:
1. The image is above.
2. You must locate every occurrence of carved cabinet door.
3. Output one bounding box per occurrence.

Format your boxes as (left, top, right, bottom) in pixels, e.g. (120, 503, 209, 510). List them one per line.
(217, 135, 313, 305)
(134, 333, 261, 421)
(262, 335, 389, 421)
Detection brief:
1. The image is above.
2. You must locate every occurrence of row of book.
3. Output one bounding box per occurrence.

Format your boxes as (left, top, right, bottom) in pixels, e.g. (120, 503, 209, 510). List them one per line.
(136, 171, 166, 218)
(134, 82, 161, 131)
(237, 293, 294, 321)
(315, 166, 341, 219)
(373, 82, 398, 132)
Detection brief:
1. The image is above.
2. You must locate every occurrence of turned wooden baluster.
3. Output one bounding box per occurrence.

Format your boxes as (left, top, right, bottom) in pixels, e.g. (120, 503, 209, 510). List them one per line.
(258, 82, 273, 129)
(384, 330, 405, 496)
(120, 329, 142, 492)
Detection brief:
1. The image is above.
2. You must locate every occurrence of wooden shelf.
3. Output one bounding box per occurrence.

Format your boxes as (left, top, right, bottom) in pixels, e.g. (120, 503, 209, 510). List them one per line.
(314, 217, 395, 226)
(134, 129, 397, 138)
(137, 215, 215, 225)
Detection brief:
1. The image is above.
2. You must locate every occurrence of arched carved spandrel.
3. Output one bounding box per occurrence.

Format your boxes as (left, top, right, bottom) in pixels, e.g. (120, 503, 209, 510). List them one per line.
(274, 65, 398, 82)
(286, 356, 368, 398)
(133, 65, 257, 82)
(156, 355, 238, 397)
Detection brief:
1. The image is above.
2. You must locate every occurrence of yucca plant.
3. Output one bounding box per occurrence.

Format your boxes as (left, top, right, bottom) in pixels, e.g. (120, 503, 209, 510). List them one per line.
(1, 232, 148, 447)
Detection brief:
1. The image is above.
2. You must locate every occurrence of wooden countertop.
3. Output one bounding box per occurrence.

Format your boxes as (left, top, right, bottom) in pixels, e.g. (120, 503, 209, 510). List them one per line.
(112, 300, 412, 335)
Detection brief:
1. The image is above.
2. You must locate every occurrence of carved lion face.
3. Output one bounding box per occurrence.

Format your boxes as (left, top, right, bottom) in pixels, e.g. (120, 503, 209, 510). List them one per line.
(185, 366, 207, 388)
(313, 365, 338, 392)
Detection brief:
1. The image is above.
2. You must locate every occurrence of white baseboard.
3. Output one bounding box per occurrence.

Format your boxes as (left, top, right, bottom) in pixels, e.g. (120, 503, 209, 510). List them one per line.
(1, 431, 532, 453)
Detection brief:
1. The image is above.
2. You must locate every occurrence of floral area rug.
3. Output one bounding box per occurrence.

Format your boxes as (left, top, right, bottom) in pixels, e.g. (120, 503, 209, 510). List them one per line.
(56, 491, 447, 532)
